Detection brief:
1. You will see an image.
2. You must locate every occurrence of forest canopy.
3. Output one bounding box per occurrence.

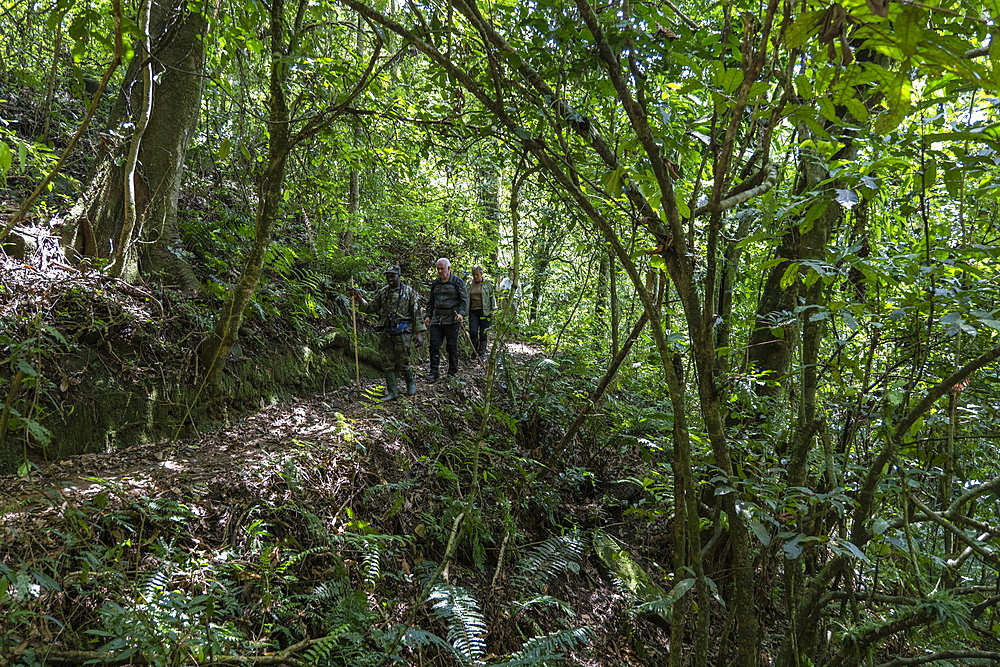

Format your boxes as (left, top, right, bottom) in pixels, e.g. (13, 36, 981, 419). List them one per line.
(3, 0, 1000, 665)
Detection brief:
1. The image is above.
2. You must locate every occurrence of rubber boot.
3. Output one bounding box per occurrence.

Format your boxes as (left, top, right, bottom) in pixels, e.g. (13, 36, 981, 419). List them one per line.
(381, 371, 398, 401)
(404, 369, 417, 395)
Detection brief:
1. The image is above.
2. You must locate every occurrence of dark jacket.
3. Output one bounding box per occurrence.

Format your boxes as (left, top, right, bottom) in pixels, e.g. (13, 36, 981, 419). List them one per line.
(425, 273, 469, 325)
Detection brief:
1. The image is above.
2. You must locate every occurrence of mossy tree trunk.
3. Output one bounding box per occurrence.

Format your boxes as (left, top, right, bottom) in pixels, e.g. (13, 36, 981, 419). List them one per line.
(200, 0, 293, 388)
(200, 0, 382, 389)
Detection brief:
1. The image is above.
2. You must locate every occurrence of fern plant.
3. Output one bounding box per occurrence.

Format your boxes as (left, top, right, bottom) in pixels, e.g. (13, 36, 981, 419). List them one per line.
(511, 532, 587, 595)
(300, 624, 382, 666)
(493, 627, 595, 667)
(416, 531, 594, 667)
(429, 583, 489, 666)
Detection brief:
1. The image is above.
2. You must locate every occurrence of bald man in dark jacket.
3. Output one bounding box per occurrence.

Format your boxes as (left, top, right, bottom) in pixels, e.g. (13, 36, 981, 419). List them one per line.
(423, 257, 469, 381)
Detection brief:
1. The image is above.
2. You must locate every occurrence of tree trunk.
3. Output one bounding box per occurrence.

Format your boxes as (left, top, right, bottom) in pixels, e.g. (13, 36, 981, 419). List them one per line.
(477, 164, 501, 264)
(595, 248, 608, 333)
(60, 0, 205, 290)
(201, 0, 292, 387)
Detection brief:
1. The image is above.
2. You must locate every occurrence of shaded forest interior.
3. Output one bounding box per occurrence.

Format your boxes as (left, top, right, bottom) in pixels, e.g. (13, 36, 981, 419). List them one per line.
(3, 0, 1000, 665)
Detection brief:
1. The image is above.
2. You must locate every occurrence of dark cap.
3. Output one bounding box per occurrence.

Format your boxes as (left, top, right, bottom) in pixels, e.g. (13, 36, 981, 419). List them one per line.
(383, 265, 401, 275)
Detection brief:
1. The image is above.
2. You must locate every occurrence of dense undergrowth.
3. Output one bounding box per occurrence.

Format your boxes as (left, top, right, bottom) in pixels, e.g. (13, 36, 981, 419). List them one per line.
(0, 334, 688, 666)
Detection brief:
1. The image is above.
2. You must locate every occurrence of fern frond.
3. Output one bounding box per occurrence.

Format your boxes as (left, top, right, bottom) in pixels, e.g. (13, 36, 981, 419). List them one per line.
(633, 576, 696, 616)
(428, 584, 487, 666)
(310, 580, 344, 601)
(396, 625, 458, 653)
(512, 532, 586, 595)
(140, 568, 173, 600)
(508, 596, 575, 618)
(362, 540, 381, 586)
(492, 626, 595, 667)
(277, 545, 328, 575)
(302, 624, 350, 665)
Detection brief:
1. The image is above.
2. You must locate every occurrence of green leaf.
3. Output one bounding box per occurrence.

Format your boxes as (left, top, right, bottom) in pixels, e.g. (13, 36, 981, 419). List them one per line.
(780, 262, 799, 289)
(17, 359, 38, 377)
(24, 419, 53, 446)
(831, 538, 871, 564)
(219, 137, 232, 161)
(720, 68, 742, 94)
(835, 188, 859, 209)
(658, 577, 695, 606)
(874, 71, 913, 134)
(601, 167, 625, 194)
(786, 10, 824, 50)
(794, 73, 814, 99)
(0, 141, 11, 174)
(817, 97, 840, 124)
(783, 533, 807, 559)
(843, 97, 869, 123)
(895, 5, 925, 58)
(750, 520, 772, 547)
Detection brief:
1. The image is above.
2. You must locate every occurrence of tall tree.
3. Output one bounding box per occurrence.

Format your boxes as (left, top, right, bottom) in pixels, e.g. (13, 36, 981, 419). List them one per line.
(60, 0, 207, 289)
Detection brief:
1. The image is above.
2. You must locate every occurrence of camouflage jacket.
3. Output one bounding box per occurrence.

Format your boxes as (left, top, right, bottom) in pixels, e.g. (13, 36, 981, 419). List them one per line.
(359, 283, 426, 334)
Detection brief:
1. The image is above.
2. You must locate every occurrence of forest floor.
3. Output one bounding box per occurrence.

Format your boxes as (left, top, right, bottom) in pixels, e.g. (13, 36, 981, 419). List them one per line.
(0, 326, 687, 665)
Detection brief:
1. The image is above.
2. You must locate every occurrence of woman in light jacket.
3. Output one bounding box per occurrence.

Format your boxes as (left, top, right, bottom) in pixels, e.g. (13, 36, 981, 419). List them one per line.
(466, 265, 495, 360)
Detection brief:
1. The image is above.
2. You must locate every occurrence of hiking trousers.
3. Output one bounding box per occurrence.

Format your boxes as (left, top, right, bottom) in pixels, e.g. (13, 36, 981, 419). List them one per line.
(429, 322, 460, 376)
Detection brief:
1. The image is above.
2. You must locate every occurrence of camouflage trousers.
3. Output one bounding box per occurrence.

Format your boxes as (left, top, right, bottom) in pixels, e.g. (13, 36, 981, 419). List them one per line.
(379, 331, 415, 372)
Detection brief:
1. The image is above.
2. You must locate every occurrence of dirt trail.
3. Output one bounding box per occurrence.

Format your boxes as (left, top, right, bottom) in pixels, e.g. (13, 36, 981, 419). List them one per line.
(0, 340, 540, 509)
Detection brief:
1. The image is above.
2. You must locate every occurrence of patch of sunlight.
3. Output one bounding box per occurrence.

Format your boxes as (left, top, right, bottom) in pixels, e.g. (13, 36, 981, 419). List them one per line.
(506, 342, 541, 355)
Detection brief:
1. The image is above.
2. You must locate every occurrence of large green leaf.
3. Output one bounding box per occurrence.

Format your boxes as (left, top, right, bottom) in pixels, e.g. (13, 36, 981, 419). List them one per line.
(895, 5, 926, 58)
(785, 10, 824, 50)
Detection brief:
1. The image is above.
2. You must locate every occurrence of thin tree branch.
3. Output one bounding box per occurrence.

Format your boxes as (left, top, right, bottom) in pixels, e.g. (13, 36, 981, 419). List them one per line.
(876, 651, 1000, 667)
(542, 312, 650, 474)
(853, 344, 1000, 545)
(17, 637, 320, 666)
(693, 164, 777, 217)
(904, 494, 1000, 568)
(0, 0, 123, 245)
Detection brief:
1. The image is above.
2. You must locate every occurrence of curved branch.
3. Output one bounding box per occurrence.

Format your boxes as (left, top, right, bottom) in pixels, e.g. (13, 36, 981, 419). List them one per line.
(291, 25, 383, 145)
(824, 606, 937, 667)
(896, 345, 1000, 440)
(853, 344, 1000, 545)
(905, 494, 1000, 568)
(947, 475, 1000, 514)
(693, 163, 777, 217)
(16, 637, 320, 666)
(876, 651, 1000, 667)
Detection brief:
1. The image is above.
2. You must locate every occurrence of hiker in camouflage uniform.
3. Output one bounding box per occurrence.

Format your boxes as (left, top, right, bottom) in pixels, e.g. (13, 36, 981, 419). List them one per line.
(351, 265, 425, 400)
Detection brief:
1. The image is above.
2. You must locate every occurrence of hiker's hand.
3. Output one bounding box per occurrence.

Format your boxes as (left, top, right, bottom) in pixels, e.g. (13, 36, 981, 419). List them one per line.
(455, 313, 463, 323)
(424, 316, 430, 327)
(416, 334, 423, 346)
(350, 288, 360, 300)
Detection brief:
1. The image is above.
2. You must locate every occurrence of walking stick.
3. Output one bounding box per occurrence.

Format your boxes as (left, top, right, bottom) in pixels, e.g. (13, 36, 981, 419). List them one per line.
(461, 315, 484, 368)
(350, 278, 361, 396)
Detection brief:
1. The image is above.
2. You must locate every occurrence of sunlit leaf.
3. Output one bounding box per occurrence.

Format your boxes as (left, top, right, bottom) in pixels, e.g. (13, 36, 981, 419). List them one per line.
(835, 188, 859, 209)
